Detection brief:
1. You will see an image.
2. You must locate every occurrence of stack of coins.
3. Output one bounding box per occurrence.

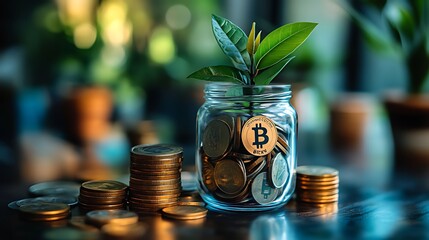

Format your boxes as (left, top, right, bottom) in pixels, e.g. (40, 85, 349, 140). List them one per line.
(19, 202, 70, 221)
(128, 144, 183, 213)
(200, 115, 292, 205)
(79, 180, 128, 211)
(295, 165, 339, 204)
(85, 209, 139, 228)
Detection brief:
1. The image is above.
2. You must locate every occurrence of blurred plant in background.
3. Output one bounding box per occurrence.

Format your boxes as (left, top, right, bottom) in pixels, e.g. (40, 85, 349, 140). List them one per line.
(24, 0, 221, 96)
(342, 0, 429, 93)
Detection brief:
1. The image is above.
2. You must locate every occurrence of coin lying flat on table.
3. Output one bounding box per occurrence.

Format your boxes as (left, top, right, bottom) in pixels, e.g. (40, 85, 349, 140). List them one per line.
(16, 196, 78, 207)
(161, 206, 208, 220)
(19, 202, 70, 221)
(28, 181, 80, 197)
(86, 209, 138, 227)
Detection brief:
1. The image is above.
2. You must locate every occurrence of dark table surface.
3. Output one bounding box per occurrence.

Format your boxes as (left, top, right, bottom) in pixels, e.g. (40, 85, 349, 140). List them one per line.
(2, 144, 429, 240)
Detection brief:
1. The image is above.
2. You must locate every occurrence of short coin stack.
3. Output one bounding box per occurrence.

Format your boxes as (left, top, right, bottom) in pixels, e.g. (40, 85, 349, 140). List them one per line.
(78, 180, 128, 211)
(129, 144, 183, 213)
(19, 202, 70, 221)
(295, 165, 339, 204)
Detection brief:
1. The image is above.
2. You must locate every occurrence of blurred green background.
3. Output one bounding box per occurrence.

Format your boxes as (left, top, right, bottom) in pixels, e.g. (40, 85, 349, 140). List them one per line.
(0, 0, 427, 183)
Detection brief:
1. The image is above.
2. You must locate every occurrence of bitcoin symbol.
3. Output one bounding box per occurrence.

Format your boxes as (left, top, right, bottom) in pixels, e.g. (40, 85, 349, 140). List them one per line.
(242, 116, 277, 157)
(252, 123, 269, 149)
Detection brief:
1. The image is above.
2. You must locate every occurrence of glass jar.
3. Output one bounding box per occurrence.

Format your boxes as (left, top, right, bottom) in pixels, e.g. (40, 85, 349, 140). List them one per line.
(196, 83, 297, 211)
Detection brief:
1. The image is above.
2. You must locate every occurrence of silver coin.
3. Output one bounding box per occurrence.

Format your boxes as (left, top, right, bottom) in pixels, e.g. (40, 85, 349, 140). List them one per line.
(86, 209, 138, 221)
(28, 181, 80, 197)
(251, 172, 278, 205)
(270, 153, 289, 188)
(7, 201, 20, 210)
(131, 144, 183, 157)
(17, 196, 78, 207)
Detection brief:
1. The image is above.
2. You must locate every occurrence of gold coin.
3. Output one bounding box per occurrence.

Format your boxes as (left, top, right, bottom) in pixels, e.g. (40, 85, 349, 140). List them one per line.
(296, 184, 339, 191)
(130, 173, 181, 181)
(129, 168, 180, 176)
(214, 179, 251, 203)
(297, 193, 339, 200)
(202, 158, 217, 192)
(81, 180, 128, 193)
(19, 202, 70, 216)
(298, 197, 338, 204)
(161, 206, 208, 220)
(176, 201, 206, 207)
(129, 178, 181, 186)
(241, 116, 278, 156)
(214, 159, 246, 195)
(246, 156, 265, 175)
(21, 213, 70, 221)
(129, 183, 181, 191)
(86, 210, 139, 227)
(203, 119, 232, 159)
(101, 223, 146, 239)
(295, 189, 339, 196)
(296, 166, 339, 178)
(297, 175, 339, 182)
(233, 116, 242, 151)
(131, 144, 183, 157)
(79, 202, 125, 210)
(68, 216, 99, 232)
(129, 188, 182, 196)
(78, 195, 125, 205)
(297, 179, 339, 186)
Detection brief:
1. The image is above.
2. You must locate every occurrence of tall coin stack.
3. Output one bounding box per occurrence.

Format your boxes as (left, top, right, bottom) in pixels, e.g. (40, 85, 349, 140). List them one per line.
(129, 144, 183, 213)
(79, 180, 128, 211)
(295, 166, 339, 204)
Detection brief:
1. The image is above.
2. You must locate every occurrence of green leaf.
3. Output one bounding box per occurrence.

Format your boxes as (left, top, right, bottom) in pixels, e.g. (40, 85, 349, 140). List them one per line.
(384, 2, 415, 46)
(187, 66, 246, 84)
(212, 15, 251, 72)
(254, 57, 295, 85)
(255, 31, 261, 52)
(254, 22, 317, 70)
(247, 22, 256, 55)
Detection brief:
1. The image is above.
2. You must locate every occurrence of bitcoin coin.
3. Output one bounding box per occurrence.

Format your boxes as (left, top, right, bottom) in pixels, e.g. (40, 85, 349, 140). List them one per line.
(268, 153, 289, 189)
(214, 159, 246, 195)
(29, 181, 80, 197)
(251, 172, 278, 205)
(203, 119, 231, 158)
(86, 210, 138, 227)
(241, 116, 278, 156)
(161, 206, 208, 220)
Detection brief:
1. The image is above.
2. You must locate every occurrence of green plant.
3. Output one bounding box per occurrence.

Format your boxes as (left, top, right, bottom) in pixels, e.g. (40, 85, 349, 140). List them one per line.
(341, 0, 429, 93)
(188, 15, 317, 85)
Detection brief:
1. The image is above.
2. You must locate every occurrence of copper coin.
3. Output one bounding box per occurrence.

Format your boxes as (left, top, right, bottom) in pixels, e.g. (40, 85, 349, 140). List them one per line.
(233, 116, 243, 151)
(296, 166, 339, 178)
(129, 183, 181, 191)
(246, 156, 265, 174)
(213, 159, 246, 195)
(241, 116, 278, 156)
(129, 188, 182, 196)
(81, 180, 128, 193)
(203, 119, 232, 159)
(129, 177, 181, 186)
(202, 158, 217, 192)
(161, 206, 208, 220)
(131, 144, 183, 157)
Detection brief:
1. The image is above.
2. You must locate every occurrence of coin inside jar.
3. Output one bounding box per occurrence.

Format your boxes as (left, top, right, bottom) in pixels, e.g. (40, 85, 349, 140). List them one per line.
(213, 159, 246, 195)
(203, 119, 232, 159)
(241, 116, 278, 157)
(268, 153, 289, 189)
(251, 172, 278, 205)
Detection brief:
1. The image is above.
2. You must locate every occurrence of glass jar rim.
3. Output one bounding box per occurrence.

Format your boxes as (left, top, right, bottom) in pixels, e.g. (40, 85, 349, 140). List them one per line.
(204, 83, 292, 101)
